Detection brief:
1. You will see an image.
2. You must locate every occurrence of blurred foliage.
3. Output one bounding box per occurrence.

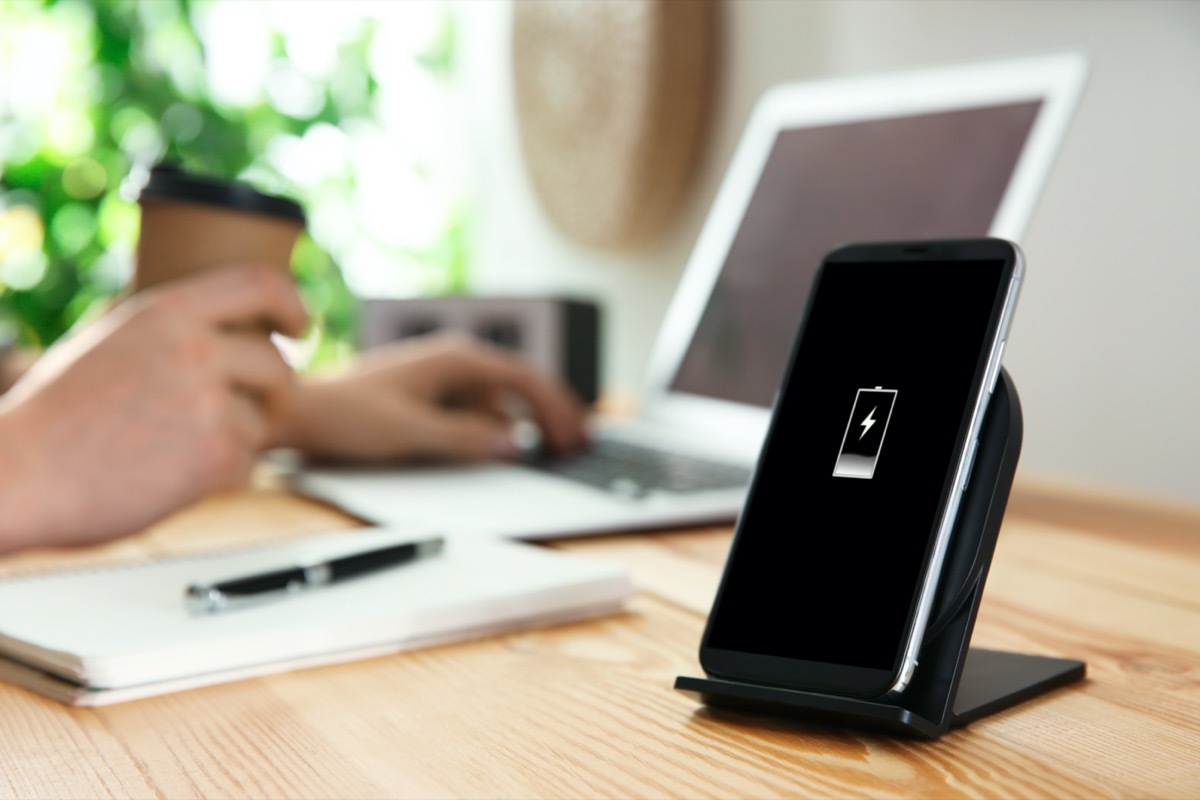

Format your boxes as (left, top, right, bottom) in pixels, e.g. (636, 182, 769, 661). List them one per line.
(0, 0, 460, 369)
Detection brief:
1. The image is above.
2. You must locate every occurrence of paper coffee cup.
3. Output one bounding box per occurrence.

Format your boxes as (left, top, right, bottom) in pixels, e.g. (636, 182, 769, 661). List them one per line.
(132, 164, 306, 293)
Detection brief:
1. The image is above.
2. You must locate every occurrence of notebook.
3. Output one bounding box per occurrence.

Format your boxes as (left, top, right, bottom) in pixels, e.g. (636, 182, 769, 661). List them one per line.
(0, 528, 633, 706)
(291, 51, 1088, 540)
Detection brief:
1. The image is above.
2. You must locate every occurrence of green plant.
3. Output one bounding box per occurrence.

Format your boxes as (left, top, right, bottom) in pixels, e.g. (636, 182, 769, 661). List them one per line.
(0, 0, 461, 369)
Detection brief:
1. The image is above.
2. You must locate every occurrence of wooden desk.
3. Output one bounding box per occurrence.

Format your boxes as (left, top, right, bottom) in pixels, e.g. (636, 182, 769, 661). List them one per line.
(1, 476, 1197, 798)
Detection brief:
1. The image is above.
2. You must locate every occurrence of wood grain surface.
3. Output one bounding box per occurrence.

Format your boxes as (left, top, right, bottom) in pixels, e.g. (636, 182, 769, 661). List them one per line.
(1, 474, 1196, 799)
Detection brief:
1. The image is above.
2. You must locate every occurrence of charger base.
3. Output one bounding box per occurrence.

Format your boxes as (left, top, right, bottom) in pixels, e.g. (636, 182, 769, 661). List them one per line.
(675, 648, 1084, 739)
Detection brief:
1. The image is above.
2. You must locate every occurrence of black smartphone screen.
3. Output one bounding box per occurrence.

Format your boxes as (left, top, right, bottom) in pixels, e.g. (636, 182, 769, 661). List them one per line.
(701, 249, 1010, 695)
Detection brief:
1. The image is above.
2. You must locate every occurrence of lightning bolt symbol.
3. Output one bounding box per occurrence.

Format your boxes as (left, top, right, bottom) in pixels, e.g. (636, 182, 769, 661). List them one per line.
(859, 406, 878, 440)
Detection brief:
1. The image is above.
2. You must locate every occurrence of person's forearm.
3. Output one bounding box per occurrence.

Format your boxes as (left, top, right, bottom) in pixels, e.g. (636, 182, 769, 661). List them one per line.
(0, 346, 37, 395)
(0, 341, 11, 394)
(0, 406, 45, 554)
(265, 378, 370, 460)
(266, 379, 319, 454)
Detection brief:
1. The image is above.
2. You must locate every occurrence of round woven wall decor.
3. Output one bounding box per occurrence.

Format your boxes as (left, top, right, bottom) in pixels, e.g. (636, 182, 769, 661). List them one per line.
(512, 0, 717, 249)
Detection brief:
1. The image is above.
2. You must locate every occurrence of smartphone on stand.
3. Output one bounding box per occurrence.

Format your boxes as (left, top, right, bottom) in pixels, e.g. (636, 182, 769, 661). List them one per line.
(699, 237, 1023, 699)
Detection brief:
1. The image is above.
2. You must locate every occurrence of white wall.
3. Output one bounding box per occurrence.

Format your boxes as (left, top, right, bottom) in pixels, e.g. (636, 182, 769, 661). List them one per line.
(456, 0, 1200, 509)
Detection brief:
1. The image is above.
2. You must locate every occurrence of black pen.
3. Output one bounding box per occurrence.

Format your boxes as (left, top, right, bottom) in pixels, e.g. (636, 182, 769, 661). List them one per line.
(185, 536, 445, 615)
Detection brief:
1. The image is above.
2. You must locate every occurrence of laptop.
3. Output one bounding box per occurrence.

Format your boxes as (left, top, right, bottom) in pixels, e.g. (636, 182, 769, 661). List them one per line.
(290, 50, 1088, 539)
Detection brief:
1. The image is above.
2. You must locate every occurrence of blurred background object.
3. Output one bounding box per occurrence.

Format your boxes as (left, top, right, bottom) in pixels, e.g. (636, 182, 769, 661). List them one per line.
(0, 0, 466, 369)
(359, 295, 600, 404)
(511, 0, 716, 249)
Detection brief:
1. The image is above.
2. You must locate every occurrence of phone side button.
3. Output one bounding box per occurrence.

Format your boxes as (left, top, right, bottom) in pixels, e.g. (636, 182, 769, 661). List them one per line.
(987, 340, 1006, 395)
(962, 438, 979, 491)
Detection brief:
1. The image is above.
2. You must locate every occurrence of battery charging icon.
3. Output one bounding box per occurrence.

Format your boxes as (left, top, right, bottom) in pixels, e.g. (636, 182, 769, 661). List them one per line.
(833, 387, 898, 479)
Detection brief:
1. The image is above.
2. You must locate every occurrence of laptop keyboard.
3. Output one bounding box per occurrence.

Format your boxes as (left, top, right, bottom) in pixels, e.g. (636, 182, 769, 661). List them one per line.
(528, 438, 752, 498)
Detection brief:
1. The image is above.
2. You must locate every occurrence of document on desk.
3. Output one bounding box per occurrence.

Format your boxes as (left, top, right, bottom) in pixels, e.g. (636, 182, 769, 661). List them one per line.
(0, 528, 633, 706)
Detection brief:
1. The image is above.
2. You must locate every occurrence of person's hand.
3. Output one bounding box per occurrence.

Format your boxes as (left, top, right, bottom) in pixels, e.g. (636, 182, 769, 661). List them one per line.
(0, 264, 308, 553)
(272, 332, 590, 463)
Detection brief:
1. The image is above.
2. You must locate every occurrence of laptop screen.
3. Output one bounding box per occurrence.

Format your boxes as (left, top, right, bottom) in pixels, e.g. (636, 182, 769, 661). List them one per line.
(668, 101, 1042, 409)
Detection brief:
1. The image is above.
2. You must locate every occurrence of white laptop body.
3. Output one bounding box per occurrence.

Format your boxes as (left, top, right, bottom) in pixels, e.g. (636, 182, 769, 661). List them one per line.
(291, 50, 1088, 540)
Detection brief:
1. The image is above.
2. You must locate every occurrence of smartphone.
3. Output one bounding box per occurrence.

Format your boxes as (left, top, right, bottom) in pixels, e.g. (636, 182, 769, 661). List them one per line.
(698, 237, 1023, 699)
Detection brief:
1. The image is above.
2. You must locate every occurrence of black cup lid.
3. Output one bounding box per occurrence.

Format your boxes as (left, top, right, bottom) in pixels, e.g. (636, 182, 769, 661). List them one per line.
(136, 163, 306, 224)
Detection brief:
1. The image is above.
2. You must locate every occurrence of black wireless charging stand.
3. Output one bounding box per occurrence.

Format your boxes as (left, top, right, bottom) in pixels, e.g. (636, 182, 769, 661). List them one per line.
(674, 370, 1085, 739)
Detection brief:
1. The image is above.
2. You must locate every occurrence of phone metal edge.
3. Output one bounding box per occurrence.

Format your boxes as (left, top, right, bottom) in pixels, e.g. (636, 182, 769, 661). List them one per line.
(885, 241, 1025, 697)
